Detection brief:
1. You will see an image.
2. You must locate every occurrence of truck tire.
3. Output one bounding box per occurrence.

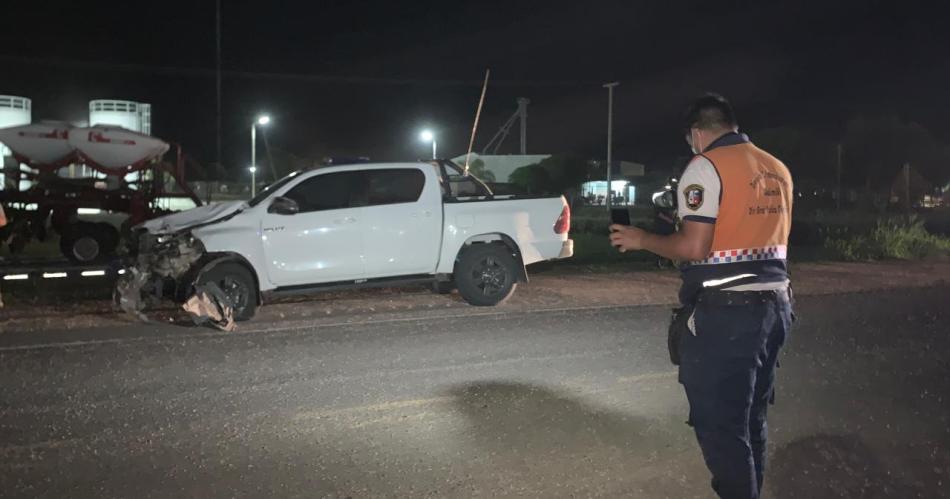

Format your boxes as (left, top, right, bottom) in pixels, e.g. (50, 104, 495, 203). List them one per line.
(454, 244, 518, 306)
(195, 261, 258, 321)
(59, 222, 118, 263)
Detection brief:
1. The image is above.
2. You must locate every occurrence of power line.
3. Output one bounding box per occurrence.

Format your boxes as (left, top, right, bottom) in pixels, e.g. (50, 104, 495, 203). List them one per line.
(0, 55, 601, 88)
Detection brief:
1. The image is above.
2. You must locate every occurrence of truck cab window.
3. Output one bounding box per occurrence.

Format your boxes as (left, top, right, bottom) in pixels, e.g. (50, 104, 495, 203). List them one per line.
(366, 169, 425, 206)
(284, 171, 363, 212)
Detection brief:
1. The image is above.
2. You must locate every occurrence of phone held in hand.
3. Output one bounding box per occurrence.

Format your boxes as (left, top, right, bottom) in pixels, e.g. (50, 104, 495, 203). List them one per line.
(610, 208, 631, 227)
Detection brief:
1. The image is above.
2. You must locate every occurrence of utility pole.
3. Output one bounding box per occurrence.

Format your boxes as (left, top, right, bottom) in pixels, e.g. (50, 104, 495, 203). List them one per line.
(836, 143, 842, 211)
(603, 82, 619, 212)
(517, 97, 529, 154)
(903, 162, 911, 215)
(215, 0, 222, 176)
(208, 0, 222, 204)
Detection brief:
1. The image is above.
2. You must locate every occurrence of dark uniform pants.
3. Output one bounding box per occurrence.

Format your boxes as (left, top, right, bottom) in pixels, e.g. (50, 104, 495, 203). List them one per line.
(678, 289, 792, 499)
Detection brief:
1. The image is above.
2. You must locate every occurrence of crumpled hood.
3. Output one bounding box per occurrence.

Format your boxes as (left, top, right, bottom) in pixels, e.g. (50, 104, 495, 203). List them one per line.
(139, 201, 246, 234)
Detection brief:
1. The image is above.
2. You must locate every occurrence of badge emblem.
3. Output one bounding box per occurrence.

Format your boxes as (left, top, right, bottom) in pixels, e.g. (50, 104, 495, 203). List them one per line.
(684, 184, 704, 210)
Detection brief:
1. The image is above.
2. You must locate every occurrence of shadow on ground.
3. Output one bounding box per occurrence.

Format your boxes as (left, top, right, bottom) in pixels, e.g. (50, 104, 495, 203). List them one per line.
(441, 380, 700, 496)
(446, 380, 671, 453)
(769, 433, 934, 499)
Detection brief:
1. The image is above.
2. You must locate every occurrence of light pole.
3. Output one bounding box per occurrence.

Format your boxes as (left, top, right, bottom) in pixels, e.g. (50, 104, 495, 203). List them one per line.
(603, 82, 619, 211)
(420, 129, 437, 159)
(250, 114, 270, 197)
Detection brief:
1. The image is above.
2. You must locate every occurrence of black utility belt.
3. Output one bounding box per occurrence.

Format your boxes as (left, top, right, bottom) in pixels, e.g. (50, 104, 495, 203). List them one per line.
(695, 288, 787, 307)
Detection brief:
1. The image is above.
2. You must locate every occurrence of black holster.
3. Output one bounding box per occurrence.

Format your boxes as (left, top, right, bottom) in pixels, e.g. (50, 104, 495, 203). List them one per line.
(668, 304, 693, 366)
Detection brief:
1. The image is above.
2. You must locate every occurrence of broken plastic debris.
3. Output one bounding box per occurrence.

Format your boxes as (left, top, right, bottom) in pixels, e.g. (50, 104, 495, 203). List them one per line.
(114, 266, 150, 322)
(183, 282, 235, 331)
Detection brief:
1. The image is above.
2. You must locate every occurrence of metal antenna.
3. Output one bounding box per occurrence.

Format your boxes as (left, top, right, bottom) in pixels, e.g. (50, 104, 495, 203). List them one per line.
(464, 69, 490, 176)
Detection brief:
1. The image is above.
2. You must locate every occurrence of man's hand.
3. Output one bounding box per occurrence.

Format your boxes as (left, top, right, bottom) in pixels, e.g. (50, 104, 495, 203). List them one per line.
(609, 220, 714, 261)
(609, 224, 648, 253)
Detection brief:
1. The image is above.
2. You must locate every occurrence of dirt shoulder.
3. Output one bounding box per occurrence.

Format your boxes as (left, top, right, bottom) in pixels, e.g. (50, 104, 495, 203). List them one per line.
(1, 261, 948, 334)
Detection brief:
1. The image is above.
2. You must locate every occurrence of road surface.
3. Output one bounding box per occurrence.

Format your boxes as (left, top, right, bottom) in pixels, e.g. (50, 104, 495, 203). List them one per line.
(1, 286, 948, 498)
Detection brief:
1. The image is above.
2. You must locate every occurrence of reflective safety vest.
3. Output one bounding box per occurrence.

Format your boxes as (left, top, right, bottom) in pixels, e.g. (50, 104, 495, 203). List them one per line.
(700, 142, 793, 263)
(679, 133, 794, 303)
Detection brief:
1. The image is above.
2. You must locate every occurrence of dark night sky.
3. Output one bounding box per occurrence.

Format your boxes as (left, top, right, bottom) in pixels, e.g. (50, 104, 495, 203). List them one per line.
(2, 0, 948, 176)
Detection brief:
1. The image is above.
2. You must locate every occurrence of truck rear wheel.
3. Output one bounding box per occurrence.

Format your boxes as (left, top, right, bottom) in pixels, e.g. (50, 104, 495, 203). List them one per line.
(59, 222, 119, 263)
(195, 261, 258, 321)
(454, 244, 518, 306)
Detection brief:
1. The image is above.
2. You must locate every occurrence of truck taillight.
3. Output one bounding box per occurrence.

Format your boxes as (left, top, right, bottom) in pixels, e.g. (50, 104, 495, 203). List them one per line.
(554, 204, 570, 234)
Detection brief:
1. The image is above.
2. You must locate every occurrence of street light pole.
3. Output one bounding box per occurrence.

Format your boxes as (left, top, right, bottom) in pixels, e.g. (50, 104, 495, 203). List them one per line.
(420, 130, 436, 159)
(603, 82, 619, 212)
(250, 123, 257, 197)
(250, 115, 271, 198)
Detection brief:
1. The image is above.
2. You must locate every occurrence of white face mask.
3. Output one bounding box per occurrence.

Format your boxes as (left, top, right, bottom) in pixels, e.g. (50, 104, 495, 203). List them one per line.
(686, 130, 700, 155)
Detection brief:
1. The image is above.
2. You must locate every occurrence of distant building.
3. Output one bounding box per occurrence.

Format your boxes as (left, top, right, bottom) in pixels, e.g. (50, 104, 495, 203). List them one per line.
(580, 160, 645, 206)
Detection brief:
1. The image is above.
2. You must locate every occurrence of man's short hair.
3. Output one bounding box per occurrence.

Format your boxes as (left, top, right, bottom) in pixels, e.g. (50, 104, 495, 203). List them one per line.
(685, 93, 737, 131)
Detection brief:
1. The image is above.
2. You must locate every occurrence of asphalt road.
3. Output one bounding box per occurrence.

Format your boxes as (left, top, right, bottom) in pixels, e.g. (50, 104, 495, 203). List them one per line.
(1, 286, 948, 498)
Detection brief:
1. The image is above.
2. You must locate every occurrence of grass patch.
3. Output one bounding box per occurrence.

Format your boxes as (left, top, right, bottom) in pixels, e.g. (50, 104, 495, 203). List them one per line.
(823, 216, 950, 261)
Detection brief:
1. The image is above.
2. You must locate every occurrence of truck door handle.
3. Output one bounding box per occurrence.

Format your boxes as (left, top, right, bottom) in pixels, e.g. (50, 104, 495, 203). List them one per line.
(411, 210, 432, 218)
(333, 217, 357, 224)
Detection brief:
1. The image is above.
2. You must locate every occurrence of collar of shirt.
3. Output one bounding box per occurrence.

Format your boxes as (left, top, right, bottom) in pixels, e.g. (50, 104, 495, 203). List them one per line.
(703, 131, 750, 153)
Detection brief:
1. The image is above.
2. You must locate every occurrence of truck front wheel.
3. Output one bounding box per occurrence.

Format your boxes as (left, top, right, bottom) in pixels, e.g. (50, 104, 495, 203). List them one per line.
(195, 261, 258, 321)
(454, 244, 518, 306)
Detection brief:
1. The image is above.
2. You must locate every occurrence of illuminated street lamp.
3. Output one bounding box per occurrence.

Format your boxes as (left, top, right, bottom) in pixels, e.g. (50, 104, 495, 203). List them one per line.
(250, 114, 271, 197)
(419, 129, 437, 159)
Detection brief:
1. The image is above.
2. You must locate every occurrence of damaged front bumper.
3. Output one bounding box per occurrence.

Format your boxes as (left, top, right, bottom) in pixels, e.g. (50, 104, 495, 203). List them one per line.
(114, 230, 206, 321)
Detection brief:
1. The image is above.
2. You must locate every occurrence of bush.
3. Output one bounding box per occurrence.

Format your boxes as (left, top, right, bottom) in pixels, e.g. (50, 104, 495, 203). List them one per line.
(823, 216, 950, 261)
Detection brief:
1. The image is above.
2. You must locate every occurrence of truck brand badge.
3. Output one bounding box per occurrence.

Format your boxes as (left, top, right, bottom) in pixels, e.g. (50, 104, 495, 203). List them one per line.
(684, 184, 704, 210)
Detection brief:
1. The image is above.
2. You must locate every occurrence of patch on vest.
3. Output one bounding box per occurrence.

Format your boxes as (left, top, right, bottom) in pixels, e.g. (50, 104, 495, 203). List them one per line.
(684, 184, 704, 210)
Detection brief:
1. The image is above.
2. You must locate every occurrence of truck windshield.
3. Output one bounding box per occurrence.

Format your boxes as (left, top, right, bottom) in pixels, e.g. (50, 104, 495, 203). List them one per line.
(247, 170, 302, 207)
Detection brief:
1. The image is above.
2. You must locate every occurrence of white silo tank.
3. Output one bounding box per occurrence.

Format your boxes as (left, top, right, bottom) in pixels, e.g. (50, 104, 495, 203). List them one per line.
(88, 99, 154, 188)
(140, 103, 152, 136)
(89, 99, 152, 135)
(0, 95, 32, 190)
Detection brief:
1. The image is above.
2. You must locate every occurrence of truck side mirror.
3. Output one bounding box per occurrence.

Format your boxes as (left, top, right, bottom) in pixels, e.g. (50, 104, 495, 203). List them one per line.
(268, 196, 299, 215)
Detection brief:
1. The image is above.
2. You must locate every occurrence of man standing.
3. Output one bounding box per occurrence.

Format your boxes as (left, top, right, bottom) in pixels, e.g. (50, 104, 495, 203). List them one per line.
(609, 94, 794, 499)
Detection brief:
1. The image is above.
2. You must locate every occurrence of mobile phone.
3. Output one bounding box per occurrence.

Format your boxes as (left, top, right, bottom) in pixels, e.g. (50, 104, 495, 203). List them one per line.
(610, 207, 631, 227)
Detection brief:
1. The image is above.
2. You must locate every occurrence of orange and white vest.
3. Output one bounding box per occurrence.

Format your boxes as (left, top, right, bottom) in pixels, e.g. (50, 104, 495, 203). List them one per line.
(677, 132, 794, 302)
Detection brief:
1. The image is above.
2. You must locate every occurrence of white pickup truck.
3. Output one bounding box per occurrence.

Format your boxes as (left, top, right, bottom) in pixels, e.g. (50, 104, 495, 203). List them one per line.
(122, 160, 572, 320)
